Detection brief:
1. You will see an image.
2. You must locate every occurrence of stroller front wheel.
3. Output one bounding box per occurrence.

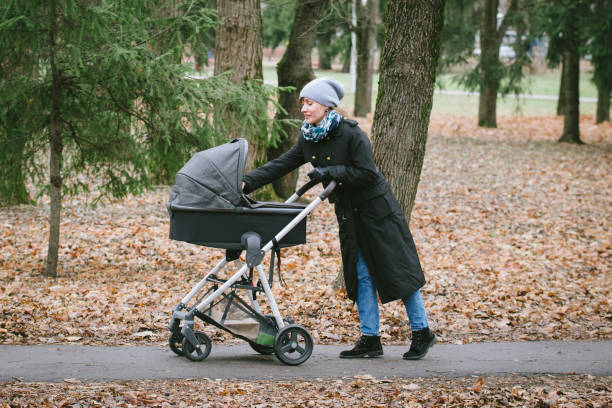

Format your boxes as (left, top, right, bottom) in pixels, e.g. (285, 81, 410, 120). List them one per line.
(169, 331, 184, 356)
(273, 324, 313, 366)
(182, 331, 212, 362)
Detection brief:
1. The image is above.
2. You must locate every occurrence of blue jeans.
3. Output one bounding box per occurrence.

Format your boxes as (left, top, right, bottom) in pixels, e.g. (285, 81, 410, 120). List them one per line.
(356, 251, 429, 336)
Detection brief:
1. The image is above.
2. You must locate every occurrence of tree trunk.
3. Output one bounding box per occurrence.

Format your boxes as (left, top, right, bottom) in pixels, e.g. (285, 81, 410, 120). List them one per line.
(341, 43, 351, 73)
(267, 0, 328, 199)
(593, 0, 610, 124)
(45, 0, 62, 278)
(557, 52, 568, 116)
(353, 0, 378, 118)
(596, 85, 611, 123)
(317, 29, 333, 70)
(478, 83, 498, 127)
(559, 14, 581, 143)
(214, 0, 263, 83)
(371, 0, 445, 222)
(214, 0, 265, 172)
(477, 0, 500, 128)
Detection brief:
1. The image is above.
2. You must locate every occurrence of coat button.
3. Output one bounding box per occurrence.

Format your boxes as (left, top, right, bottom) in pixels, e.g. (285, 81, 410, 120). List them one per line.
(338, 182, 343, 186)
(326, 156, 331, 160)
(312, 155, 316, 160)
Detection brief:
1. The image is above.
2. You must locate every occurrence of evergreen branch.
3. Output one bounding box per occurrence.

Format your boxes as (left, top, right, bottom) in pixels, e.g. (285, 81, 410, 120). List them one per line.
(61, 117, 105, 155)
(102, 83, 157, 132)
(497, 0, 520, 46)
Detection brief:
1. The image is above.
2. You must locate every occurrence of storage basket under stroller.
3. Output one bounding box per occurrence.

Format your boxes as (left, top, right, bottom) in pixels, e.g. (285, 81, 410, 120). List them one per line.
(166, 138, 336, 365)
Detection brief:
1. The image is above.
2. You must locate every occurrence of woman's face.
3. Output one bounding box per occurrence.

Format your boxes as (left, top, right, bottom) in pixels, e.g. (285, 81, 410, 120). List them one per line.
(301, 98, 329, 125)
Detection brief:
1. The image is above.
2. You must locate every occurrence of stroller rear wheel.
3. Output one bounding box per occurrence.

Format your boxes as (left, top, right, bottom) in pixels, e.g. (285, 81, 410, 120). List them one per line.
(182, 331, 212, 362)
(273, 324, 313, 366)
(169, 332, 184, 356)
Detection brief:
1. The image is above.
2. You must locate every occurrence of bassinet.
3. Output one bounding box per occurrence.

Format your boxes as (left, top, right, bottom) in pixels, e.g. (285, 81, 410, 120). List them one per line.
(167, 138, 307, 249)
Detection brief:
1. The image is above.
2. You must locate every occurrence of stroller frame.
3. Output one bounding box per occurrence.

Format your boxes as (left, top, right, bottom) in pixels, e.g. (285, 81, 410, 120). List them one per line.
(168, 179, 336, 366)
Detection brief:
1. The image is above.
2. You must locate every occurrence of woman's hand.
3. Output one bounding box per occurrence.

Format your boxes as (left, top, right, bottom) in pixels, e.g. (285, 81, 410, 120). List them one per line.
(307, 167, 331, 183)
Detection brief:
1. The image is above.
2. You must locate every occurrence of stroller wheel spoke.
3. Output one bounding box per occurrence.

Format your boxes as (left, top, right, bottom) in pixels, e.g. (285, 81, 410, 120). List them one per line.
(274, 325, 313, 366)
(182, 331, 212, 362)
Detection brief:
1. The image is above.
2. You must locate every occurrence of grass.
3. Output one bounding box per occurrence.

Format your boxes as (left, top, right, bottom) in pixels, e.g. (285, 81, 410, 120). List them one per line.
(436, 71, 598, 98)
(262, 65, 599, 117)
(430, 92, 596, 116)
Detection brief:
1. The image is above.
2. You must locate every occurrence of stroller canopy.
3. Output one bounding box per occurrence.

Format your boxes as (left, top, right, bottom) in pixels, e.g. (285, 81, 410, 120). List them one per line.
(168, 138, 249, 211)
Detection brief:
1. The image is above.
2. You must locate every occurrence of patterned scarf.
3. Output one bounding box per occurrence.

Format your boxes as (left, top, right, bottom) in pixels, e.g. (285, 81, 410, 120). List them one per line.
(301, 110, 343, 143)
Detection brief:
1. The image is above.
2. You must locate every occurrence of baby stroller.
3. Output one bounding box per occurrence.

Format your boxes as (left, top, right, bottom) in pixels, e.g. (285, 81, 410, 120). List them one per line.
(166, 138, 335, 366)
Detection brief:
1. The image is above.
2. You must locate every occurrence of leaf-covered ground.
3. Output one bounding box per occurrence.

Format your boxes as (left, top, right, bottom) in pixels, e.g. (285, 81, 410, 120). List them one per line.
(0, 114, 610, 347)
(2, 375, 610, 407)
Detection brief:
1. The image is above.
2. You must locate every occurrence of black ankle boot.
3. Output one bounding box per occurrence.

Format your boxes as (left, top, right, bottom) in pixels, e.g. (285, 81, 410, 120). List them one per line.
(403, 328, 436, 360)
(339, 335, 383, 359)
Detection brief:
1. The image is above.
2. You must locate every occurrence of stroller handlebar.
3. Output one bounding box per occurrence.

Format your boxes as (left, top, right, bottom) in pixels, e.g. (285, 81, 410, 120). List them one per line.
(319, 180, 337, 200)
(295, 179, 319, 197)
(294, 179, 337, 201)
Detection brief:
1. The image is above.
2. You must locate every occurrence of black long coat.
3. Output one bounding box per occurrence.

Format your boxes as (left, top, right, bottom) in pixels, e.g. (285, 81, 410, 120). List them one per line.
(243, 119, 425, 304)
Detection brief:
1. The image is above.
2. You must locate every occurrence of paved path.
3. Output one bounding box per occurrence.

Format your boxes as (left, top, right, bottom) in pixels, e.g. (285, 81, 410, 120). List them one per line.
(1, 341, 610, 382)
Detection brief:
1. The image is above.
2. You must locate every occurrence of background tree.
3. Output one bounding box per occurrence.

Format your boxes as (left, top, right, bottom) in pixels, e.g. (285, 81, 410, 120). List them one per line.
(560, 10, 580, 144)
(441, 0, 536, 128)
(0, 0, 285, 277)
(589, 0, 612, 123)
(316, 19, 335, 70)
(214, 0, 289, 191)
(215, 0, 263, 83)
(438, 0, 480, 71)
(266, 0, 329, 199)
(314, 1, 351, 72)
(538, 3, 569, 116)
(538, 0, 592, 143)
(372, 0, 445, 221)
(262, 0, 296, 60)
(311, 0, 380, 117)
(353, 0, 378, 117)
(556, 53, 569, 115)
(323, 1, 353, 73)
(477, 0, 518, 127)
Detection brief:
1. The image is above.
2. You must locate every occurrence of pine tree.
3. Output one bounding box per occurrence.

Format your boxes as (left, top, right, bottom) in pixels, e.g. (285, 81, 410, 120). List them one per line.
(0, 0, 286, 276)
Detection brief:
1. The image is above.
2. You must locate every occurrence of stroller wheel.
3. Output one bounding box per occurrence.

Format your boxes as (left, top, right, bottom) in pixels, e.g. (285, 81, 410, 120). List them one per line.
(182, 331, 212, 362)
(273, 324, 313, 366)
(169, 331, 184, 356)
(248, 341, 274, 355)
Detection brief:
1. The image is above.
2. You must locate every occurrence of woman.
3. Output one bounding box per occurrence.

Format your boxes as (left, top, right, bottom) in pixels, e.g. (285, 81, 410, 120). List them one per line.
(243, 77, 436, 360)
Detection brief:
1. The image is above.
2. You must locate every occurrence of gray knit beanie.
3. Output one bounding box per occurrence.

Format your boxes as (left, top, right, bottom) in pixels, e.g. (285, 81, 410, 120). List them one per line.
(299, 77, 345, 107)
